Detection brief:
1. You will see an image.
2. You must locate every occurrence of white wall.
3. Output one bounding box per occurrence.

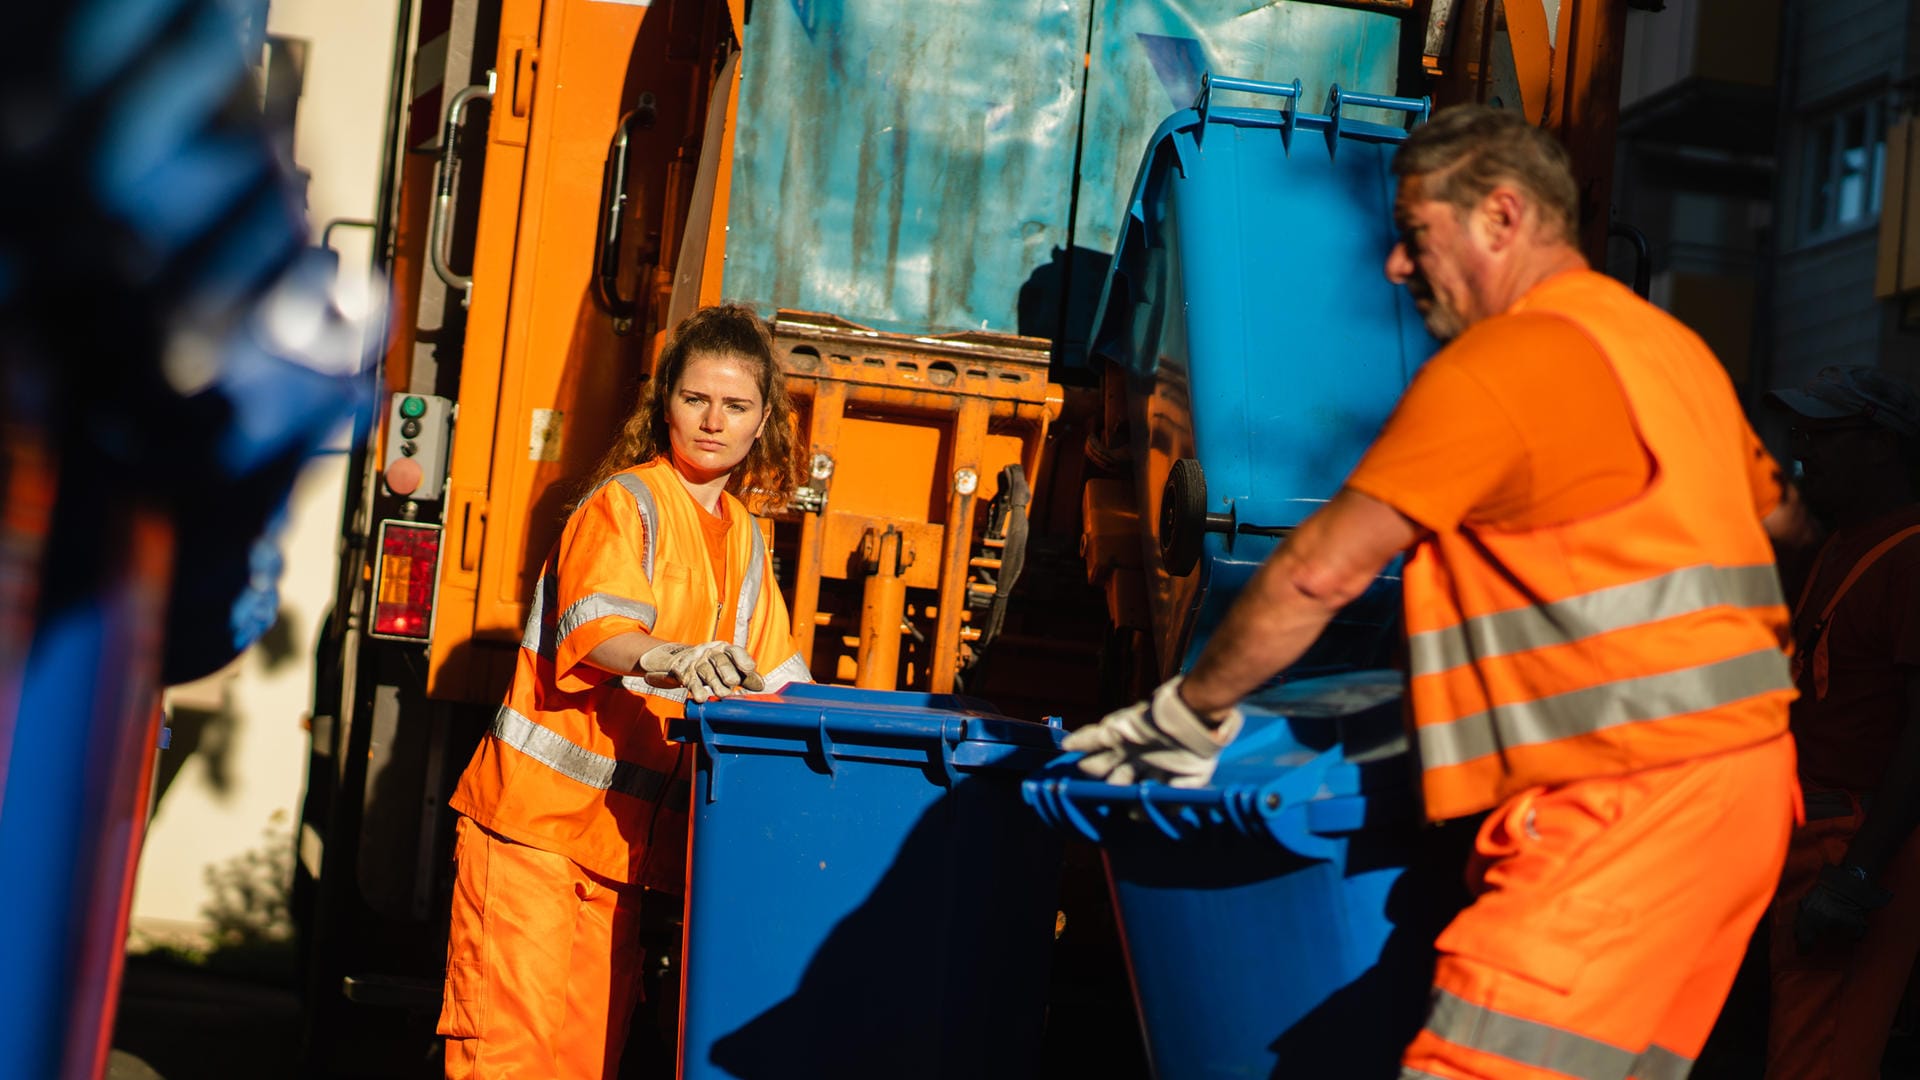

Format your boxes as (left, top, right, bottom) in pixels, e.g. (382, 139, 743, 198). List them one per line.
(1620, 0, 1702, 111)
(128, 0, 402, 950)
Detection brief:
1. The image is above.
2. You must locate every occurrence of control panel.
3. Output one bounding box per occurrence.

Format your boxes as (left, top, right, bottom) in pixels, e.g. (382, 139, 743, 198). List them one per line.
(382, 393, 454, 501)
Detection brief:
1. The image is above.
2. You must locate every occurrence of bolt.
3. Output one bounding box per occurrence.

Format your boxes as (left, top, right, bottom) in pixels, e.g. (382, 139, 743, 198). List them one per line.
(1264, 793, 1280, 811)
(811, 452, 835, 480)
(954, 468, 978, 496)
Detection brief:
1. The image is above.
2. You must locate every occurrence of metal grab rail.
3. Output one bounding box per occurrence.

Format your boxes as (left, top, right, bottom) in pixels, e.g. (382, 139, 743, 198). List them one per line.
(1608, 221, 1652, 298)
(593, 93, 657, 323)
(428, 71, 496, 305)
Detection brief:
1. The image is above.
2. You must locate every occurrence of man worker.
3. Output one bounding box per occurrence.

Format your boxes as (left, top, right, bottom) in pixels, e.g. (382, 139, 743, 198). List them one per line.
(1762, 365, 1920, 1080)
(1066, 104, 1810, 1079)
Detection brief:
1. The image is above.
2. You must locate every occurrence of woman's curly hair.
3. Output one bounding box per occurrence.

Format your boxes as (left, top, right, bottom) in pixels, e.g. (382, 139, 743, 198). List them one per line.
(581, 304, 799, 513)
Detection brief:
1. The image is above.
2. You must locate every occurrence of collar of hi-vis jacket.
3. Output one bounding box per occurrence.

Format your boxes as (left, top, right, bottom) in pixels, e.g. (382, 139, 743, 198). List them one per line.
(519, 458, 809, 702)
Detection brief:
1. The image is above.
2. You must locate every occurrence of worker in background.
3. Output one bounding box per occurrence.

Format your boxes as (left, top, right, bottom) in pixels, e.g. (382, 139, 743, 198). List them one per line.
(436, 304, 812, 1079)
(1762, 365, 1920, 1080)
(1066, 104, 1811, 1079)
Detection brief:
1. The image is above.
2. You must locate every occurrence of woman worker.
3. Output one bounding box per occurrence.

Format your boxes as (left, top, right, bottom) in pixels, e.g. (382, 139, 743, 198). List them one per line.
(436, 304, 811, 1078)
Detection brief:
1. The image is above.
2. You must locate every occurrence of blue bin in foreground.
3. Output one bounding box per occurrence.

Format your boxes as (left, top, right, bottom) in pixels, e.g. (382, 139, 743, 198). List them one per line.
(1025, 673, 1467, 1079)
(669, 683, 1066, 1080)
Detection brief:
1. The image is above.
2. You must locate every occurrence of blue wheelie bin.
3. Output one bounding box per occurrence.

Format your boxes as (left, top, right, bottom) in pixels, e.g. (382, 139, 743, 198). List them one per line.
(1045, 71, 1456, 1078)
(1026, 673, 1469, 1079)
(668, 683, 1067, 1080)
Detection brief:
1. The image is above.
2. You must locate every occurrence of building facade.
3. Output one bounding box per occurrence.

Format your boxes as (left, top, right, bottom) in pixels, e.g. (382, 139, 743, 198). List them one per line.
(1616, 0, 1920, 427)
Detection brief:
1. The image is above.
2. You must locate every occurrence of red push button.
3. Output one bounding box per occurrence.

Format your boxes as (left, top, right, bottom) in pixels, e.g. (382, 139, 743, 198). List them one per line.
(386, 456, 423, 496)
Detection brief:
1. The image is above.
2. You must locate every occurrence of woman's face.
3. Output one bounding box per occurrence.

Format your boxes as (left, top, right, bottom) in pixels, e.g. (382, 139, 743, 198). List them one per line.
(666, 351, 768, 484)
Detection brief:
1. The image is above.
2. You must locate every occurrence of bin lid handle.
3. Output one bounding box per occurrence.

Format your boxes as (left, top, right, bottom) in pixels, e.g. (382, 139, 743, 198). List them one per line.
(698, 712, 724, 803)
(814, 710, 838, 778)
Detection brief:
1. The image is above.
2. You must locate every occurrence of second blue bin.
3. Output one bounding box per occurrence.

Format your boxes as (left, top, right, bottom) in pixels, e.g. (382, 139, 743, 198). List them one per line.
(1026, 673, 1469, 1079)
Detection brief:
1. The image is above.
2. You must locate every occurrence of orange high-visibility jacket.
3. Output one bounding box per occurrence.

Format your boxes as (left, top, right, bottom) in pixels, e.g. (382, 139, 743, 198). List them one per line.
(450, 458, 810, 886)
(1400, 271, 1794, 822)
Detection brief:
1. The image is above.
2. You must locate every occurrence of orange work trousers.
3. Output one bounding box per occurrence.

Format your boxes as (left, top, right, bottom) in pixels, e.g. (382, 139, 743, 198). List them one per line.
(438, 815, 647, 1079)
(1766, 789, 1920, 1080)
(1402, 734, 1799, 1080)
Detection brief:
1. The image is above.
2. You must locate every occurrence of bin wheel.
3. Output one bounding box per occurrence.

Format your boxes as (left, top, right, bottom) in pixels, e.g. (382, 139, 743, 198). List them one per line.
(1159, 458, 1206, 577)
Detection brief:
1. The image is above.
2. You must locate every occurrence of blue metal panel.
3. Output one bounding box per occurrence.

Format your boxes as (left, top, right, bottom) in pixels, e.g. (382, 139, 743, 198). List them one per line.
(723, 0, 1090, 336)
(1089, 81, 1436, 677)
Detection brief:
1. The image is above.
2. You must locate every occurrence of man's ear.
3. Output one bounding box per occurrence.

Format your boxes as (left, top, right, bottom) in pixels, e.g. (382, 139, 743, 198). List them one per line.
(1476, 186, 1527, 252)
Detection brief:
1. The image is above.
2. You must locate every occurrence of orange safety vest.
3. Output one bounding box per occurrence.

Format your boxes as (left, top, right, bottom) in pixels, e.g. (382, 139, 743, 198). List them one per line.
(1400, 271, 1794, 822)
(450, 458, 811, 887)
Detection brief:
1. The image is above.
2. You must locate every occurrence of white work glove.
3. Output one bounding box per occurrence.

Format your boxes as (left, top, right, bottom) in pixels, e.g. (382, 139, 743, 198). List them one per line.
(637, 640, 766, 703)
(1061, 677, 1243, 788)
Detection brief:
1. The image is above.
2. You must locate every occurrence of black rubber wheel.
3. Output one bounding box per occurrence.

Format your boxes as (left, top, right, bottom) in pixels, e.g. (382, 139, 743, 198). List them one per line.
(1158, 457, 1207, 577)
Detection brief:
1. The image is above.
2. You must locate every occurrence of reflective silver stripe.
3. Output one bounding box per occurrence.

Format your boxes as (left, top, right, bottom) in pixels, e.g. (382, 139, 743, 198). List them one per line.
(608, 472, 659, 581)
(518, 470, 663, 660)
(1409, 563, 1786, 678)
(558, 593, 657, 643)
(761, 652, 813, 692)
(492, 705, 688, 804)
(1631, 1044, 1693, 1080)
(621, 674, 688, 704)
(1418, 646, 1792, 770)
(1398, 1070, 1452, 1080)
(1425, 988, 1637, 1079)
(734, 519, 767, 648)
(521, 564, 561, 656)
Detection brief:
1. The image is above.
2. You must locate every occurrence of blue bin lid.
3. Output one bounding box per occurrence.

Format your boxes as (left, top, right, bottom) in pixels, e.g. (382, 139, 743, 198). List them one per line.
(670, 683, 1065, 789)
(1025, 670, 1418, 860)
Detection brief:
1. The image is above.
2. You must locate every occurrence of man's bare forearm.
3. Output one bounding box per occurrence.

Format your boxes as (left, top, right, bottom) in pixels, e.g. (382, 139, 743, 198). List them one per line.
(1180, 489, 1416, 718)
(1181, 554, 1344, 717)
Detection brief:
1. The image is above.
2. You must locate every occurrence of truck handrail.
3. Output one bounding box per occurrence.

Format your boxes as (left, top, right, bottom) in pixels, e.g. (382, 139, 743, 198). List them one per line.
(428, 71, 497, 306)
(593, 96, 657, 324)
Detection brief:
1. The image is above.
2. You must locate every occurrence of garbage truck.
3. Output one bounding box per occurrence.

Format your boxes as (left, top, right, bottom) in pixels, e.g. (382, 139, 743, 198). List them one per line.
(295, 0, 1642, 1074)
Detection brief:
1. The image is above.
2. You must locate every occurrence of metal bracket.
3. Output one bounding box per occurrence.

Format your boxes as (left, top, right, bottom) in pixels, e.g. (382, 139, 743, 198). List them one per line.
(1323, 84, 1432, 160)
(1193, 73, 1302, 152)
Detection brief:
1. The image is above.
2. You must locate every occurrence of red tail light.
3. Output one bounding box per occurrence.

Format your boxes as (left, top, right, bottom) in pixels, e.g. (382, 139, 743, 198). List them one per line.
(371, 521, 441, 640)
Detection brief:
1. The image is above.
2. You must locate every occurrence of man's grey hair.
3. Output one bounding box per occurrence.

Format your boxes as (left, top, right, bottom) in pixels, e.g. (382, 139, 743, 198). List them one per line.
(1391, 105, 1580, 244)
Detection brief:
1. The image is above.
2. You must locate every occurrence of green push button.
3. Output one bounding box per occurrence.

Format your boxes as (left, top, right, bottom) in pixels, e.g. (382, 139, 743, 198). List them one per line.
(399, 396, 427, 419)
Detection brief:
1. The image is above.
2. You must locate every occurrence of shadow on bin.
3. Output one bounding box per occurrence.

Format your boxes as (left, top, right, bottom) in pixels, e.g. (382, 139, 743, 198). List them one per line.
(1260, 820, 1475, 1078)
(671, 684, 1066, 1080)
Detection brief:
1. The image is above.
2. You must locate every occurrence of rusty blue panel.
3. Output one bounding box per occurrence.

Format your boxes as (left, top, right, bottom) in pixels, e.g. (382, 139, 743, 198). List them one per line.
(1076, 3, 1403, 269)
(1082, 2, 1397, 259)
(723, 0, 1090, 336)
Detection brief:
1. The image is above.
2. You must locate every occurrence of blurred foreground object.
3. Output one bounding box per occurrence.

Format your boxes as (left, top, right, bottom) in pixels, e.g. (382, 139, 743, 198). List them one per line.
(0, 3, 376, 1076)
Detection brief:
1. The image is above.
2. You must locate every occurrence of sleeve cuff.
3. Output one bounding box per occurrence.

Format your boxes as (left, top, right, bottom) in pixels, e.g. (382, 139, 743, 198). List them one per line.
(553, 615, 648, 694)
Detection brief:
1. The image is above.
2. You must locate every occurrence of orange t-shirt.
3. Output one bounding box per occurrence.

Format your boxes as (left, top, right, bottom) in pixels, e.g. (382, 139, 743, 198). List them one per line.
(1347, 309, 1782, 532)
(697, 498, 734, 641)
(1789, 504, 1920, 793)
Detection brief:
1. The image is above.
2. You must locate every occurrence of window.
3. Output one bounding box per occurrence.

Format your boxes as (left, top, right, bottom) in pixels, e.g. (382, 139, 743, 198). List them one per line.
(1803, 98, 1887, 243)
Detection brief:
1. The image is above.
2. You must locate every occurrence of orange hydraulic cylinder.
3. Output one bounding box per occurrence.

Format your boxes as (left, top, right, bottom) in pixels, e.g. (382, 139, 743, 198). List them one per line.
(855, 528, 908, 691)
